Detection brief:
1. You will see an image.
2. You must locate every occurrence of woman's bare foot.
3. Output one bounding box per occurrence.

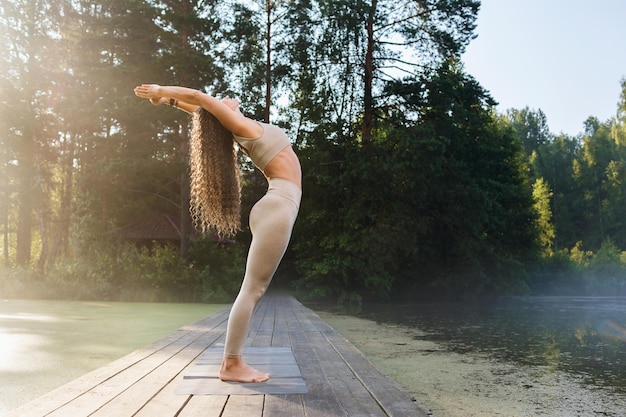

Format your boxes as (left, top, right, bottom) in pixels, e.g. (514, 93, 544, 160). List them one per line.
(219, 356, 270, 383)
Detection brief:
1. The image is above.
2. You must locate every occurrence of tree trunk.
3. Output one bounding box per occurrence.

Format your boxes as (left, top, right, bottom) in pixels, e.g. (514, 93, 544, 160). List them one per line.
(2, 197, 9, 267)
(362, 0, 377, 144)
(16, 141, 34, 266)
(36, 155, 49, 272)
(179, 16, 192, 261)
(264, 0, 273, 123)
(51, 132, 74, 262)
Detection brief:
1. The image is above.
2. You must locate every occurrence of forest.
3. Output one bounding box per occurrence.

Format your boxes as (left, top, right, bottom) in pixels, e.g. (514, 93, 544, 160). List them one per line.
(1, 0, 626, 304)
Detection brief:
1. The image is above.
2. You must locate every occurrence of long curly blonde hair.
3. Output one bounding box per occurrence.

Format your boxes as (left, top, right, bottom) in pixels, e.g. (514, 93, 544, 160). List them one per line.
(189, 107, 241, 237)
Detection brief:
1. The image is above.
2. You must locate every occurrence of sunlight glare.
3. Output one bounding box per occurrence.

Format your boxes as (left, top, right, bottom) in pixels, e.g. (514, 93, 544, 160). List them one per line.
(0, 332, 47, 372)
(0, 313, 60, 322)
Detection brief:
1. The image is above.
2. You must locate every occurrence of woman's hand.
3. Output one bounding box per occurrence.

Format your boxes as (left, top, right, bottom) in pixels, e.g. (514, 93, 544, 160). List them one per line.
(150, 97, 167, 106)
(134, 84, 161, 100)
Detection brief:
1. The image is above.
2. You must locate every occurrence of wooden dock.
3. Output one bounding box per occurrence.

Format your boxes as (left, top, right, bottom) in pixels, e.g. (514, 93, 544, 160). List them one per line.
(6, 293, 432, 417)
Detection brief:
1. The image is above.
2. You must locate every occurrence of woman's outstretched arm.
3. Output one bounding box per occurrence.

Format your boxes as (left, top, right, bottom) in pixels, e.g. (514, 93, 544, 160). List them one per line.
(134, 84, 262, 138)
(146, 96, 199, 114)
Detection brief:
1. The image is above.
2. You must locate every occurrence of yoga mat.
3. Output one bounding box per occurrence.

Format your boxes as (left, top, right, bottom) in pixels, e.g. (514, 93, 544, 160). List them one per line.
(176, 347, 308, 395)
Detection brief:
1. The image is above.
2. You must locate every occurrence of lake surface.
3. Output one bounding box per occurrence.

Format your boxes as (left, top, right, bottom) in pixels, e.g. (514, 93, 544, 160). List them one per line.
(0, 300, 224, 415)
(344, 296, 626, 415)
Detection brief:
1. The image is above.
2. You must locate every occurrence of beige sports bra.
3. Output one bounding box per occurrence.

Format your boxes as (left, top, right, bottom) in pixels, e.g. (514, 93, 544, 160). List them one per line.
(233, 122, 291, 170)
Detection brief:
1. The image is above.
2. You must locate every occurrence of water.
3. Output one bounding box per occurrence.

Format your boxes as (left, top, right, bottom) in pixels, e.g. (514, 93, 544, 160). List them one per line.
(0, 300, 224, 415)
(353, 296, 626, 413)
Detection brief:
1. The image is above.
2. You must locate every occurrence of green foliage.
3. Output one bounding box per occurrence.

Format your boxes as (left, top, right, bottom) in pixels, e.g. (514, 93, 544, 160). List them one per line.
(506, 107, 552, 156)
(527, 239, 626, 296)
(0, 239, 246, 302)
(527, 249, 584, 295)
(294, 61, 539, 299)
(585, 238, 625, 293)
(532, 178, 555, 255)
(188, 239, 247, 303)
(294, 133, 424, 299)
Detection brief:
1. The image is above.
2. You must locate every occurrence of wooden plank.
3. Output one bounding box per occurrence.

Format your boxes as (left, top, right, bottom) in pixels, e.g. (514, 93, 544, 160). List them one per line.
(258, 303, 276, 332)
(292, 299, 433, 417)
(251, 330, 273, 348)
(302, 303, 433, 416)
(291, 305, 319, 332)
(297, 304, 337, 334)
(295, 300, 432, 416)
(270, 301, 291, 347)
(221, 395, 264, 417)
(264, 394, 306, 417)
(324, 332, 433, 416)
(130, 356, 203, 417)
(288, 328, 347, 417)
(290, 319, 346, 417)
(85, 328, 224, 417)
(44, 335, 199, 416)
(177, 395, 228, 417)
(304, 331, 384, 417)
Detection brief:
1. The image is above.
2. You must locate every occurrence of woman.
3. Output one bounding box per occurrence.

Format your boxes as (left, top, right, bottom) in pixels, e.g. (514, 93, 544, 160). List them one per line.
(134, 84, 301, 383)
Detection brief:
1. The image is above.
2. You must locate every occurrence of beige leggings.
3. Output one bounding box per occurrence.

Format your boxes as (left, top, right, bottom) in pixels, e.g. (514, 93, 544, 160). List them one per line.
(223, 178, 301, 358)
